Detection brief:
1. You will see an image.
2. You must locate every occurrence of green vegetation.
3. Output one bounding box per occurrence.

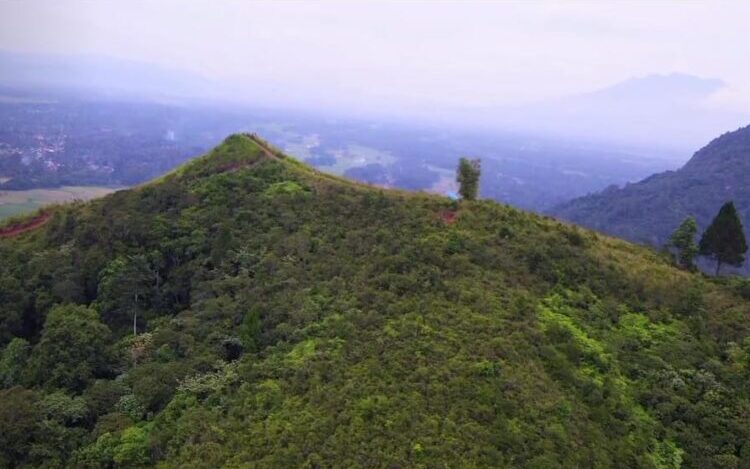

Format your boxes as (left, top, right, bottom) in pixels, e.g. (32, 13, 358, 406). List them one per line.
(1, 134, 750, 467)
(699, 201, 748, 275)
(456, 157, 481, 200)
(669, 216, 698, 270)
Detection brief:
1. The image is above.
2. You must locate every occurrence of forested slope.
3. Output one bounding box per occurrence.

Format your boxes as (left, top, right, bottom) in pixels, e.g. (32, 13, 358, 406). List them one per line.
(552, 124, 750, 274)
(1, 134, 750, 468)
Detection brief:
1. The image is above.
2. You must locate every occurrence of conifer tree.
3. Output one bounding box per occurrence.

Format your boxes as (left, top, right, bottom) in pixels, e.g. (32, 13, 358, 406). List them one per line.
(669, 216, 698, 270)
(457, 158, 481, 200)
(699, 201, 748, 275)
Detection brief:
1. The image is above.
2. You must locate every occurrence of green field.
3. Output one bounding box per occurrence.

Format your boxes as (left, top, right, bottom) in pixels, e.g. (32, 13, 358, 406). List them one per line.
(0, 186, 117, 220)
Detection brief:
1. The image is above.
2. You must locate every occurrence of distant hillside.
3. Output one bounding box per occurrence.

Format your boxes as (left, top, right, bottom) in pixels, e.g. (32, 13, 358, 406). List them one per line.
(552, 124, 750, 272)
(1, 134, 750, 467)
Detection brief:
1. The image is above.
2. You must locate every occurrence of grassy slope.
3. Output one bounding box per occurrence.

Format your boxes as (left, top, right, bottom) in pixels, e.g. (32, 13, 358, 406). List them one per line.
(2, 134, 750, 468)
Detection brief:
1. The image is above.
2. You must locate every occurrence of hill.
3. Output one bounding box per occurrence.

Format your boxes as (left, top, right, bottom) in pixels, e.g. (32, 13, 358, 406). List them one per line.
(552, 124, 750, 273)
(1, 134, 750, 468)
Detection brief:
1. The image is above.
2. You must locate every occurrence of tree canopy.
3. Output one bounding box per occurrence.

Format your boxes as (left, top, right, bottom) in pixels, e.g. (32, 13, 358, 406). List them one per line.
(699, 201, 748, 275)
(456, 157, 481, 200)
(670, 216, 698, 270)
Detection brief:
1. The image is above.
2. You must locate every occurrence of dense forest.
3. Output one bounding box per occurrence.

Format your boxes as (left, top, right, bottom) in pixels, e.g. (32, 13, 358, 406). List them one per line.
(1, 134, 750, 468)
(552, 124, 750, 274)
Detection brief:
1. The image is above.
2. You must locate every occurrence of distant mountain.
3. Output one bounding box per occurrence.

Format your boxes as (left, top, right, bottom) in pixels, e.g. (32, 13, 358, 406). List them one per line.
(584, 73, 725, 102)
(4, 51, 747, 152)
(552, 124, 750, 272)
(465, 73, 750, 151)
(1, 134, 750, 467)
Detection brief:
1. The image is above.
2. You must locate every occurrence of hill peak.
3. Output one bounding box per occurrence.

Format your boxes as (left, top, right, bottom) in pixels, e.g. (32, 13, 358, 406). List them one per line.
(178, 133, 282, 176)
(590, 73, 726, 100)
(683, 123, 750, 171)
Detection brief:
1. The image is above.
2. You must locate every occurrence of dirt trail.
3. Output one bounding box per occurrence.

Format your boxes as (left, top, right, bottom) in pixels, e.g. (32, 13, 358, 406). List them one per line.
(0, 212, 51, 238)
(248, 133, 282, 160)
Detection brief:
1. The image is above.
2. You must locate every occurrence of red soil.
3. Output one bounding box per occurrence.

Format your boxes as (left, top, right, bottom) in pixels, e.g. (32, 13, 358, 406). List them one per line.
(439, 209, 458, 225)
(0, 212, 51, 238)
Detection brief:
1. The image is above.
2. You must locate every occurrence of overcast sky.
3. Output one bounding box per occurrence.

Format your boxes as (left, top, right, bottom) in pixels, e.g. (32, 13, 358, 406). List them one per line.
(2, 1, 750, 114)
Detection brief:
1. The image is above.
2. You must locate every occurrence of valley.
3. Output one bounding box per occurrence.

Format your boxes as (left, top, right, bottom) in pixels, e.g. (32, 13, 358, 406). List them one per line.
(0, 185, 116, 220)
(0, 89, 680, 214)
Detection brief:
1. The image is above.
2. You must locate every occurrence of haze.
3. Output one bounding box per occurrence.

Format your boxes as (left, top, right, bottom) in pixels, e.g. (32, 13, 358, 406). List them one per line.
(2, 0, 750, 149)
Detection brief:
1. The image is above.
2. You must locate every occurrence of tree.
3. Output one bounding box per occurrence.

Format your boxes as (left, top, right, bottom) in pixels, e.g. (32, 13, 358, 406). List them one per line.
(27, 304, 112, 391)
(0, 337, 30, 387)
(0, 386, 41, 467)
(669, 216, 698, 270)
(98, 255, 156, 335)
(239, 307, 261, 352)
(0, 274, 27, 345)
(456, 158, 481, 200)
(699, 201, 748, 275)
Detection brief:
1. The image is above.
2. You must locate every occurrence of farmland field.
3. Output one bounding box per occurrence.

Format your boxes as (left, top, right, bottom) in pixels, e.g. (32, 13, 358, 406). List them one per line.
(0, 186, 117, 220)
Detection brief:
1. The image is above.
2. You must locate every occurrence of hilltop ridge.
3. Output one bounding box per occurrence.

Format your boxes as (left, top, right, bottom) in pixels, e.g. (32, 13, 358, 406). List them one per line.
(1, 134, 749, 467)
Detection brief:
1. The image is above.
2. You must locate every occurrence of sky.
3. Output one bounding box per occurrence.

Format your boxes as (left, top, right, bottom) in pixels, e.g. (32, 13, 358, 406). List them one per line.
(1, 0, 750, 116)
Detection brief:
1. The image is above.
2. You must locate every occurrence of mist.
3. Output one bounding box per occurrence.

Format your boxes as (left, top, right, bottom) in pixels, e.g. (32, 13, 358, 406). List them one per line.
(2, 1, 750, 150)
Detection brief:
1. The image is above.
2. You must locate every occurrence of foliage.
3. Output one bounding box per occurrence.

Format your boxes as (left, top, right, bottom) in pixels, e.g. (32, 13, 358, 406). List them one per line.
(0, 337, 30, 387)
(239, 307, 261, 353)
(113, 425, 151, 467)
(263, 180, 308, 197)
(27, 304, 112, 392)
(0, 387, 40, 467)
(456, 157, 481, 200)
(699, 201, 748, 275)
(0, 134, 749, 467)
(669, 216, 698, 270)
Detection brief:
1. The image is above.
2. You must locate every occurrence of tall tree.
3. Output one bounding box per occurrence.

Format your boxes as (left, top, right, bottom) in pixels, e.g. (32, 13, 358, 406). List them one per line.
(699, 201, 748, 275)
(27, 304, 111, 391)
(98, 255, 156, 335)
(456, 158, 481, 200)
(669, 216, 698, 270)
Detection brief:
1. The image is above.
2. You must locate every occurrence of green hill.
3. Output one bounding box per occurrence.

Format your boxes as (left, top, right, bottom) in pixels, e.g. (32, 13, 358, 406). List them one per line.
(1, 134, 750, 468)
(551, 124, 750, 273)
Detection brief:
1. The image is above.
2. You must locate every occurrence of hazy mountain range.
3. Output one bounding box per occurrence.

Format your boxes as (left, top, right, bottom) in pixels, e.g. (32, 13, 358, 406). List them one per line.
(3, 50, 748, 152)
